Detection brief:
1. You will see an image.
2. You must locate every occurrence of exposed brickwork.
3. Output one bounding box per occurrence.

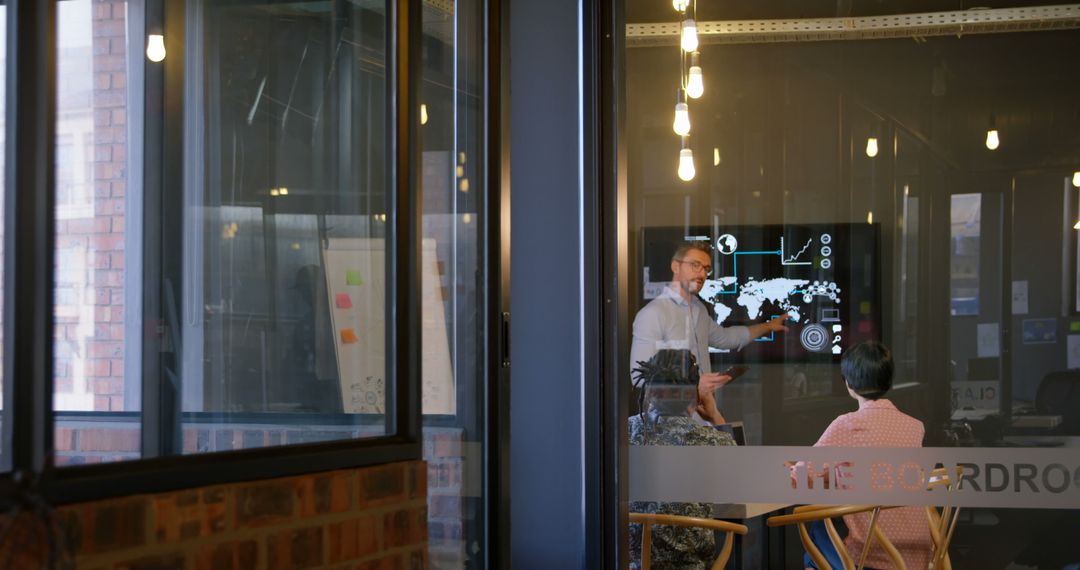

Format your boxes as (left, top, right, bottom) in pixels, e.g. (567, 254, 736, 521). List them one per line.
(0, 461, 428, 569)
(56, 0, 130, 413)
(50, 420, 465, 568)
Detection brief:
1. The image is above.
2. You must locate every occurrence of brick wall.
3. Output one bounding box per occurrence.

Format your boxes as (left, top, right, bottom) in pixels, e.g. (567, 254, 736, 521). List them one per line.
(3, 461, 427, 569)
(52, 420, 468, 568)
(56, 0, 129, 412)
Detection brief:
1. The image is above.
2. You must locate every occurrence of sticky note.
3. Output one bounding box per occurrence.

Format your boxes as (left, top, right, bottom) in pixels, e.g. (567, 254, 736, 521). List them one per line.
(859, 301, 871, 315)
(1070, 321, 1080, 333)
(346, 271, 363, 286)
(340, 329, 359, 344)
(335, 293, 353, 309)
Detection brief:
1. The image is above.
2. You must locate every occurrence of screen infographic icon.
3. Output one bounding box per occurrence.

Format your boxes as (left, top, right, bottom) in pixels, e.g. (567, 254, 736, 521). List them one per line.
(642, 224, 880, 362)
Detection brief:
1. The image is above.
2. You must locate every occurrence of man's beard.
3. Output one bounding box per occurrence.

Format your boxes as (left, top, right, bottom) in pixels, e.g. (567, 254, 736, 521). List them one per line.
(685, 279, 702, 294)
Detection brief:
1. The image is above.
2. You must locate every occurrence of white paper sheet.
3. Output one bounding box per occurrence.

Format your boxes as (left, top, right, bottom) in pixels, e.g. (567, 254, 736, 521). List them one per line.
(977, 323, 1000, 357)
(1068, 335, 1080, 369)
(1012, 280, 1029, 315)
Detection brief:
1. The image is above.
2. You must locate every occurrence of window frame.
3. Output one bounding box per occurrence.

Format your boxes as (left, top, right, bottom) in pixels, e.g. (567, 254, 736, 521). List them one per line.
(1, 0, 425, 506)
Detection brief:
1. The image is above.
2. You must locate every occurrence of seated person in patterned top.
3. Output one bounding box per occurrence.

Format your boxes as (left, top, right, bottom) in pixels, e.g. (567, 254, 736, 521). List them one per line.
(628, 349, 735, 570)
(807, 341, 932, 570)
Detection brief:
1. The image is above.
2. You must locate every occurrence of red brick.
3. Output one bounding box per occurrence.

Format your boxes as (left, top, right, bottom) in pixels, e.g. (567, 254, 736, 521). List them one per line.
(112, 216, 126, 233)
(91, 359, 111, 376)
(89, 340, 123, 358)
(91, 378, 122, 396)
(114, 553, 185, 570)
(91, 234, 124, 251)
(357, 554, 404, 570)
(80, 427, 139, 452)
(356, 515, 379, 557)
(56, 427, 78, 451)
(327, 519, 359, 564)
(235, 481, 294, 528)
(268, 527, 323, 570)
(194, 540, 256, 570)
(359, 464, 406, 507)
(297, 472, 353, 516)
(409, 462, 427, 500)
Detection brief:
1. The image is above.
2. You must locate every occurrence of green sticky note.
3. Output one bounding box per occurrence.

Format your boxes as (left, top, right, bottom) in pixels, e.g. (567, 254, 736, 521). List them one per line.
(346, 270, 363, 286)
(1070, 321, 1080, 333)
(860, 301, 871, 315)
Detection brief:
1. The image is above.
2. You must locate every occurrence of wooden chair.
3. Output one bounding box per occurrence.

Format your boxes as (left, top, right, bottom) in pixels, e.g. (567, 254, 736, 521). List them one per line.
(925, 467, 964, 570)
(767, 504, 905, 570)
(629, 512, 748, 570)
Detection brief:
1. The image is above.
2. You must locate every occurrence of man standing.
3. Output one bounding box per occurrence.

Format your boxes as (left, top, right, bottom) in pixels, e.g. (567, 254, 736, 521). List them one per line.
(630, 241, 789, 393)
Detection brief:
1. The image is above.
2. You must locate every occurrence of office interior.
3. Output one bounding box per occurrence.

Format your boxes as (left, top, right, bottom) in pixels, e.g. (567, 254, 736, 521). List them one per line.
(0, 0, 1078, 568)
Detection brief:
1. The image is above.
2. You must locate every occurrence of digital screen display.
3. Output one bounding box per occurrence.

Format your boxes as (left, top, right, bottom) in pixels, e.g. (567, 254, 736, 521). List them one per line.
(641, 224, 881, 362)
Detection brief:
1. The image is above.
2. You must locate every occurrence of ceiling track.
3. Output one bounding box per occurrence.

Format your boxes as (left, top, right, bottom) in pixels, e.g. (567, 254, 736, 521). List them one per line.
(626, 4, 1080, 46)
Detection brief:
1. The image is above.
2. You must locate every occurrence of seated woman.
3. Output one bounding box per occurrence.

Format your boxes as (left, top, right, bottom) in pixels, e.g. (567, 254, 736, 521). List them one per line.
(629, 349, 735, 570)
(808, 341, 932, 570)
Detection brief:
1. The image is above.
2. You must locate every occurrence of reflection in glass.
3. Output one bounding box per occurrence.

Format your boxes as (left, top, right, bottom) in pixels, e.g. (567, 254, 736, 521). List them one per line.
(53, 0, 140, 464)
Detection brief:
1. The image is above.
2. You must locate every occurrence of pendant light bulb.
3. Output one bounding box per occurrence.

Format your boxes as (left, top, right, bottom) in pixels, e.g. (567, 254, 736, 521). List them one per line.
(1072, 170, 1080, 188)
(681, 19, 699, 52)
(146, 34, 166, 62)
(985, 129, 1000, 151)
(672, 0, 690, 12)
(686, 52, 704, 99)
(865, 137, 879, 158)
(420, 104, 429, 125)
(678, 137, 695, 181)
(867, 211, 874, 225)
(672, 89, 691, 136)
(678, 148, 696, 181)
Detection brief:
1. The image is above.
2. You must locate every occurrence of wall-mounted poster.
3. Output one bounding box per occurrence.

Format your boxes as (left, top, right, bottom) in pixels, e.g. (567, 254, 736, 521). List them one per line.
(1021, 318, 1058, 345)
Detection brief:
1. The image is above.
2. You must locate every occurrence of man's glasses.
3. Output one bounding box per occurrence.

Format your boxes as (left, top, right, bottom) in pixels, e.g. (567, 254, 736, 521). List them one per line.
(675, 258, 712, 277)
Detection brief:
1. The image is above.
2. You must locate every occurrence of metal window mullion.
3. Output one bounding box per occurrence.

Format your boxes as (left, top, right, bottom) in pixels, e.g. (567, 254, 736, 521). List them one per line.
(390, 0, 421, 442)
(141, 0, 185, 459)
(2, 0, 57, 477)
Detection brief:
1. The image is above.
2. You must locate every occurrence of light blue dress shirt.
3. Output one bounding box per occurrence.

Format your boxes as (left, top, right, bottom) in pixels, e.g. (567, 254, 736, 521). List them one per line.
(630, 286, 750, 386)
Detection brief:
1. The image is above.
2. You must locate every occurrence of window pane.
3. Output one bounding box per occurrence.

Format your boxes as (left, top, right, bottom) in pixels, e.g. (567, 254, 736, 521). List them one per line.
(0, 4, 6, 467)
(179, 0, 392, 453)
(54, 0, 140, 465)
(950, 193, 981, 316)
(420, 1, 489, 566)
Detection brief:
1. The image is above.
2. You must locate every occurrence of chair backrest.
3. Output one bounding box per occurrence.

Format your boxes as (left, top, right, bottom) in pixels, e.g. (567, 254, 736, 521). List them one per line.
(925, 467, 964, 570)
(1036, 370, 1080, 434)
(767, 505, 906, 570)
(629, 512, 748, 570)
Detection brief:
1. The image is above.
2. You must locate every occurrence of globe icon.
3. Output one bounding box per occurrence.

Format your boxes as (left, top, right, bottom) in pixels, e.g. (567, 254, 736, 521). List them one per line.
(716, 234, 738, 255)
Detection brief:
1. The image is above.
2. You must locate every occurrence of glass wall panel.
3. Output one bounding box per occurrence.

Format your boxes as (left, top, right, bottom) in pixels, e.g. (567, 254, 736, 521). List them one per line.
(621, 2, 1080, 567)
(0, 4, 6, 466)
(179, 0, 393, 451)
(54, 0, 141, 464)
(53, 0, 403, 463)
(420, 0, 491, 567)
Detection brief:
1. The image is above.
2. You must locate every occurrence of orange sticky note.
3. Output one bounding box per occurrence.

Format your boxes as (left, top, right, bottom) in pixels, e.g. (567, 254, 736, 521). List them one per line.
(340, 329, 359, 344)
(335, 293, 353, 309)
